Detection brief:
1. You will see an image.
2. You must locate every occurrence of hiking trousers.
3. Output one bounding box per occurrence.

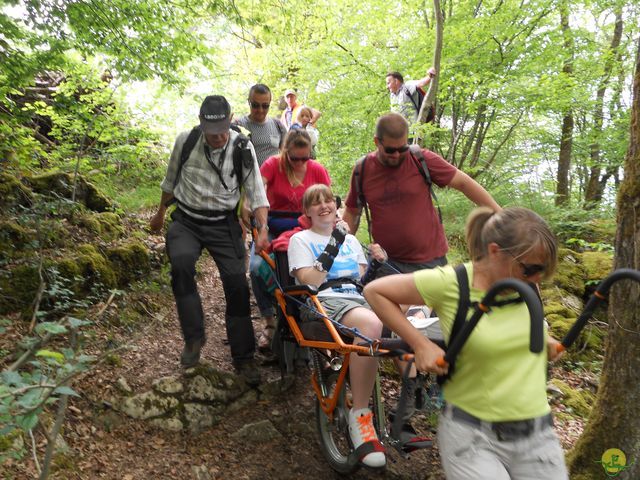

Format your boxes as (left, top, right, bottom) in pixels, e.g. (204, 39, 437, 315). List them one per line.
(166, 209, 255, 363)
(437, 408, 568, 480)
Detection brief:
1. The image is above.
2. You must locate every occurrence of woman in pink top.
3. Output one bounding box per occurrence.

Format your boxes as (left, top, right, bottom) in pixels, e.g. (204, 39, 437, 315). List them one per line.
(260, 129, 330, 235)
(252, 129, 331, 352)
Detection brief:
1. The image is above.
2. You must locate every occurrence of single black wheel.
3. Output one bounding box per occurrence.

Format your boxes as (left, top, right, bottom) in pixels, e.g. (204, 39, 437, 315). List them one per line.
(315, 371, 360, 475)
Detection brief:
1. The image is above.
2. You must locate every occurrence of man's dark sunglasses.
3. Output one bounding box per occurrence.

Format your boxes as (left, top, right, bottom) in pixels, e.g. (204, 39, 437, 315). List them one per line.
(289, 155, 310, 162)
(503, 248, 545, 277)
(249, 101, 270, 110)
(379, 141, 410, 154)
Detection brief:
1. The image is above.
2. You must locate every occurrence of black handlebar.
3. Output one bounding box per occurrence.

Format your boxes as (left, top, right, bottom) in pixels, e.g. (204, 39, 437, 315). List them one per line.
(561, 268, 640, 349)
(443, 278, 544, 365)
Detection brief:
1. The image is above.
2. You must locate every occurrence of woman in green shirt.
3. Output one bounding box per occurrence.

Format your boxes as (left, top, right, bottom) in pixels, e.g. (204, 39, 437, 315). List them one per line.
(364, 207, 568, 479)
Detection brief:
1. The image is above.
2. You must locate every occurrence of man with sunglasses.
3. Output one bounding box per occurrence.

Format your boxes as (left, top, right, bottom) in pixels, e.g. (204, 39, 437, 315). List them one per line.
(234, 84, 286, 166)
(344, 113, 500, 276)
(342, 112, 500, 427)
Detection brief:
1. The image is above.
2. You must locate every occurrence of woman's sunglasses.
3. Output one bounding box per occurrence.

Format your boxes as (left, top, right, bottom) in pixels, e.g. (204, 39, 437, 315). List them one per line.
(502, 248, 546, 277)
(249, 102, 270, 110)
(289, 155, 310, 163)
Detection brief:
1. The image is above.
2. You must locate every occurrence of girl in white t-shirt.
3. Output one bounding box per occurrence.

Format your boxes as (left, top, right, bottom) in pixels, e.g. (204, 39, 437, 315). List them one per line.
(288, 184, 386, 469)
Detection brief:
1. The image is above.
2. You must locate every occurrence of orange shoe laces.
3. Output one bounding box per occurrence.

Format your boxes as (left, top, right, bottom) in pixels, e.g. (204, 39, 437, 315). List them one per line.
(356, 411, 377, 442)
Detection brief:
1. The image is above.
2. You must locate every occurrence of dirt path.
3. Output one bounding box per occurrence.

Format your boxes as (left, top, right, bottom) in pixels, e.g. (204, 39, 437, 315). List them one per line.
(7, 255, 444, 480)
(7, 252, 585, 480)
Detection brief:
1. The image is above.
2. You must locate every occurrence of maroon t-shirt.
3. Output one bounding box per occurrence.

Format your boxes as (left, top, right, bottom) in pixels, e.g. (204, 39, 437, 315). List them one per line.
(345, 149, 458, 263)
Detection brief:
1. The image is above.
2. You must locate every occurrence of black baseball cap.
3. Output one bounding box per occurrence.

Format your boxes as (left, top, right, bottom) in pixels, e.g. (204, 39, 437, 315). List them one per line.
(199, 95, 231, 134)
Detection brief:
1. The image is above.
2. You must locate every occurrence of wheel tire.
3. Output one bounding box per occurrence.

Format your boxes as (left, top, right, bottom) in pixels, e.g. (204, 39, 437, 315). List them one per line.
(315, 372, 360, 475)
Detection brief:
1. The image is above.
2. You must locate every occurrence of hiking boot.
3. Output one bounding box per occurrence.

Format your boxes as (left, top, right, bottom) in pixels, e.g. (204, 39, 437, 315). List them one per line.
(257, 324, 275, 355)
(234, 359, 261, 387)
(180, 338, 205, 368)
(388, 376, 418, 424)
(348, 408, 386, 469)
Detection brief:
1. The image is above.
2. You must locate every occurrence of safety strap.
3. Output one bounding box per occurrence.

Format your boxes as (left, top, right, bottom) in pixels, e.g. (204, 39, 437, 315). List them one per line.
(318, 277, 364, 294)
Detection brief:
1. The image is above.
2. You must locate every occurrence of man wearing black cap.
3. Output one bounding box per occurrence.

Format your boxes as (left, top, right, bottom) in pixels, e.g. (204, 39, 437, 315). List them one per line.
(150, 95, 269, 386)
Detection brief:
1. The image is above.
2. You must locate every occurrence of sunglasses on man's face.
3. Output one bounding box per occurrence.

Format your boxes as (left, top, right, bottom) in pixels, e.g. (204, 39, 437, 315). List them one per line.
(289, 155, 310, 163)
(249, 102, 270, 110)
(503, 249, 546, 277)
(379, 140, 410, 154)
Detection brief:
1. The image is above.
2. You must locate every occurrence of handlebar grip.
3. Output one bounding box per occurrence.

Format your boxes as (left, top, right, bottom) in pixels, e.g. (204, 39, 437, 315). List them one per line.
(436, 356, 448, 368)
(561, 268, 640, 350)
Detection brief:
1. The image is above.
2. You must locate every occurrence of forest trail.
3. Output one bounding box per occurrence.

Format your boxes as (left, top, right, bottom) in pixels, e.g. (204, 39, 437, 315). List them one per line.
(11, 253, 445, 480)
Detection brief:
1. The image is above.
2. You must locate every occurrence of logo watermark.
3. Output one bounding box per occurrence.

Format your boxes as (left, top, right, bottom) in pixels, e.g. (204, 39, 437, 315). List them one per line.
(596, 448, 634, 477)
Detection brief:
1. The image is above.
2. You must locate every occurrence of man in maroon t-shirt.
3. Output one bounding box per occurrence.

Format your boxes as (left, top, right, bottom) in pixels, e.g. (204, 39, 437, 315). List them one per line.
(343, 112, 500, 276)
(343, 112, 500, 432)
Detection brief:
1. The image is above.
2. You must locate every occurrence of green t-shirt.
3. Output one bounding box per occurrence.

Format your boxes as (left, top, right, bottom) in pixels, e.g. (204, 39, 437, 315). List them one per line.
(414, 263, 550, 422)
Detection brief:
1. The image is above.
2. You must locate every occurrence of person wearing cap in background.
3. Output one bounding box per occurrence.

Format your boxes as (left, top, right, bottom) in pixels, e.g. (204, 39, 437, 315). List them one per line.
(280, 88, 321, 130)
(150, 95, 269, 386)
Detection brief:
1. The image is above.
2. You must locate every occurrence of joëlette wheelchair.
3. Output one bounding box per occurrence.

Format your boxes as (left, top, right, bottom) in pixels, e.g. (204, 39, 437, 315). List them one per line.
(255, 219, 640, 474)
(258, 248, 549, 474)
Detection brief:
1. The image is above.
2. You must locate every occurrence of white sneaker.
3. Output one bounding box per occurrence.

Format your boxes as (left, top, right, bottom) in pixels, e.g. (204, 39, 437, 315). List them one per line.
(348, 408, 386, 468)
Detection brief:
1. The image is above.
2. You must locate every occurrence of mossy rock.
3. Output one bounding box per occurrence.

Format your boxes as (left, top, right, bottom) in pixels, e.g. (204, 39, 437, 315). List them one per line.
(0, 219, 36, 259)
(0, 172, 33, 210)
(0, 263, 39, 314)
(546, 313, 577, 340)
(580, 251, 613, 286)
(553, 248, 587, 297)
(75, 244, 118, 289)
(106, 240, 150, 286)
(26, 172, 112, 212)
(549, 379, 595, 418)
(73, 211, 124, 240)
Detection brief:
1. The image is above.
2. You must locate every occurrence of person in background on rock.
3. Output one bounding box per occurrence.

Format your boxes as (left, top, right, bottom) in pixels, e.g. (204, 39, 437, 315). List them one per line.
(150, 95, 269, 387)
(364, 207, 568, 480)
(248, 129, 331, 354)
(280, 88, 321, 130)
(234, 83, 286, 166)
(290, 106, 319, 158)
(386, 67, 436, 124)
(287, 184, 386, 469)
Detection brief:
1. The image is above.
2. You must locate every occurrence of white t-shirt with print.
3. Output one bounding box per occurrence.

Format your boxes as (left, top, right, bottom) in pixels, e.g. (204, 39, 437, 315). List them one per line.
(288, 230, 367, 298)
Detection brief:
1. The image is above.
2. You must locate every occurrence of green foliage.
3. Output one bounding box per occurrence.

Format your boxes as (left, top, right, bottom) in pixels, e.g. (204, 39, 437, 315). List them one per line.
(0, 316, 95, 465)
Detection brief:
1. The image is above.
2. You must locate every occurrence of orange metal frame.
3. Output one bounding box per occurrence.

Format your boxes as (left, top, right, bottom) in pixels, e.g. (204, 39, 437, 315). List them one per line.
(258, 247, 388, 418)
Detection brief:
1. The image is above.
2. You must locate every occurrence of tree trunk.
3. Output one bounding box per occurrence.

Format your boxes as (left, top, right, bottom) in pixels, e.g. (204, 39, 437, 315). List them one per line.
(417, 0, 443, 125)
(556, 2, 574, 206)
(567, 36, 640, 480)
(583, 9, 623, 208)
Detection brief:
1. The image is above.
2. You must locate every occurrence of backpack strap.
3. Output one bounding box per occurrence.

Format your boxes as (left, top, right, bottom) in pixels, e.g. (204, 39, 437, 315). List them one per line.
(353, 155, 373, 243)
(173, 126, 202, 189)
(409, 145, 443, 224)
(273, 118, 286, 148)
(437, 263, 470, 385)
(231, 132, 253, 188)
(404, 85, 420, 113)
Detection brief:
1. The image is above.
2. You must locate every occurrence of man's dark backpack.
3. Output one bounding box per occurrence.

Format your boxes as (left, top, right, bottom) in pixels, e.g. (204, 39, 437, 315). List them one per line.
(173, 124, 253, 191)
(353, 145, 442, 241)
(404, 86, 435, 123)
(167, 125, 253, 216)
